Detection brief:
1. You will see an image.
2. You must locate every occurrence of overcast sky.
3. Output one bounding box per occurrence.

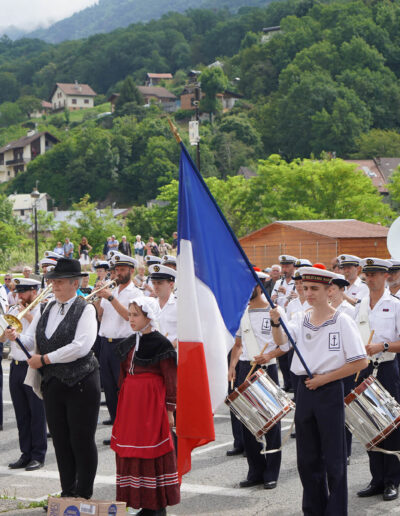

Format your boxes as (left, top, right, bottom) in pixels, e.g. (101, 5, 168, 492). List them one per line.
(0, 0, 99, 31)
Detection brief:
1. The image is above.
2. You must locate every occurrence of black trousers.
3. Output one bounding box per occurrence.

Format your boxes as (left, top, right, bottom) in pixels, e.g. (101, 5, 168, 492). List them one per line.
(100, 337, 122, 422)
(357, 360, 400, 488)
(43, 369, 101, 499)
(9, 361, 47, 462)
(228, 355, 243, 451)
(296, 377, 347, 516)
(342, 374, 355, 458)
(278, 354, 292, 390)
(237, 361, 281, 483)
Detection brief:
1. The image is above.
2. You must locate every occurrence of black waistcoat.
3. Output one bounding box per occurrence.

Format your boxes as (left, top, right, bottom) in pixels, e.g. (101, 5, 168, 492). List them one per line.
(36, 296, 98, 386)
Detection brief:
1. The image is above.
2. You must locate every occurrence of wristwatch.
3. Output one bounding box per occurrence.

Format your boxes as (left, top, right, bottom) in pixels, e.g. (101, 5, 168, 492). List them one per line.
(383, 342, 390, 352)
(107, 295, 114, 302)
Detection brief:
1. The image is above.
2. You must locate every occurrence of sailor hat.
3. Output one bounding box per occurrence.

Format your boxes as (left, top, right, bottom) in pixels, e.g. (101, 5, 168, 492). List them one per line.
(14, 278, 41, 292)
(44, 251, 61, 260)
(292, 269, 303, 281)
(40, 257, 57, 268)
(94, 260, 110, 270)
(297, 267, 336, 285)
(294, 258, 312, 268)
(389, 259, 400, 272)
(113, 253, 137, 268)
(330, 273, 350, 288)
(255, 270, 268, 279)
(162, 255, 177, 265)
(338, 254, 361, 267)
(107, 250, 121, 260)
(279, 255, 297, 264)
(145, 255, 163, 266)
(361, 257, 391, 272)
(149, 264, 176, 282)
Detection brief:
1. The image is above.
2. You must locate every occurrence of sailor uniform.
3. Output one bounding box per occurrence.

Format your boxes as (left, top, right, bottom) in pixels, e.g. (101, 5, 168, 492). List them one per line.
(345, 277, 369, 302)
(275, 276, 296, 391)
(287, 305, 366, 515)
(158, 293, 177, 344)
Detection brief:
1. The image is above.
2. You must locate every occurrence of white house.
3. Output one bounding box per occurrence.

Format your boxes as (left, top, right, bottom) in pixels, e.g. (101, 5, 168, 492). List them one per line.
(0, 131, 59, 183)
(49, 81, 96, 112)
(8, 192, 49, 223)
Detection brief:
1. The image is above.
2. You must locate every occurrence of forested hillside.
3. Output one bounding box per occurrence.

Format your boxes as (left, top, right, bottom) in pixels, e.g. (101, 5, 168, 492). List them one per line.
(0, 0, 400, 225)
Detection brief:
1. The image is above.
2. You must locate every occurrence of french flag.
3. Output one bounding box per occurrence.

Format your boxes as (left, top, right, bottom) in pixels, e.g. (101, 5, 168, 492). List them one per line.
(176, 143, 257, 477)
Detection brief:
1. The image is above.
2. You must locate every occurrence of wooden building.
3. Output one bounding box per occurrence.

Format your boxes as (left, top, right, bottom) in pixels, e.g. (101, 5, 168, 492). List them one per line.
(239, 219, 390, 269)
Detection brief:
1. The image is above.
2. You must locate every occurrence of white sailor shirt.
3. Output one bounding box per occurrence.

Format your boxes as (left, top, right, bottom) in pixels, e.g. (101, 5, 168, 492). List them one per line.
(99, 282, 142, 339)
(275, 278, 296, 308)
(336, 300, 356, 319)
(286, 298, 311, 321)
(345, 276, 369, 302)
(158, 293, 177, 343)
(8, 304, 40, 361)
(287, 310, 366, 376)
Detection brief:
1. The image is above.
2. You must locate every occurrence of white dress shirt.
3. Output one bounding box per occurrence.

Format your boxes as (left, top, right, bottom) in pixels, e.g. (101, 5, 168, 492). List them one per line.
(99, 282, 142, 338)
(345, 276, 369, 302)
(158, 293, 177, 343)
(8, 304, 40, 361)
(275, 277, 295, 308)
(286, 298, 311, 321)
(19, 296, 97, 364)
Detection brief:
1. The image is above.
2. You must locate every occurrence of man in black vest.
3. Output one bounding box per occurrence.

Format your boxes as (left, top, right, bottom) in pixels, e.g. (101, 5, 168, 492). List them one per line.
(5, 258, 100, 500)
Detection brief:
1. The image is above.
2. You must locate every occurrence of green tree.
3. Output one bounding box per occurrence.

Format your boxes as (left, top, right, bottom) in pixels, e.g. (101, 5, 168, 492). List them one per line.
(199, 67, 228, 123)
(352, 129, 400, 158)
(0, 102, 24, 127)
(115, 76, 144, 116)
(388, 168, 400, 206)
(0, 72, 19, 103)
(16, 96, 42, 118)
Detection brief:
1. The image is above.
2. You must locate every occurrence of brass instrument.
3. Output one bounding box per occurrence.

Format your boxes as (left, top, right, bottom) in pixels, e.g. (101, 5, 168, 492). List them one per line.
(4, 284, 53, 333)
(81, 280, 117, 303)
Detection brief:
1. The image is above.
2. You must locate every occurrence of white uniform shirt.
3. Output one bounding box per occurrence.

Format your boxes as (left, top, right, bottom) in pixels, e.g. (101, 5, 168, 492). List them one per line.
(286, 298, 311, 321)
(0, 285, 8, 312)
(237, 306, 289, 363)
(354, 290, 400, 351)
(8, 304, 40, 361)
(275, 277, 295, 308)
(99, 282, 142, 338)
(158, 293, 177, 343)
(287, 310, 366, 376)
(336, 300, 356, 319)
(19, 296, 98, 364)
(345, 277, 369, 302)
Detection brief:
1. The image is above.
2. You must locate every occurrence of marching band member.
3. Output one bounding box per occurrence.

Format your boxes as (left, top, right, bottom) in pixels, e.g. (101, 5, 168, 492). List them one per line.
(5, 278, 47, 471)
(162, 255, 177, 270)
(338, 255, 369, 305)
(95, 253, 142, 442)
(5, 258, 101, 499)
(355, 258, 400, 501)
(387, 259, 400, 299)
(143, 256, 163, 297)
(228, 277, 288, 490)
(148, 265, 177, 347)
(93, 260, 110, 288)
(271, 266, 367, 515)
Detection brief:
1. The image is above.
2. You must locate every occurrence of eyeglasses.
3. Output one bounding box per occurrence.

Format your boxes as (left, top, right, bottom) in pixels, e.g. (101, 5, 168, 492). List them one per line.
(4, 278, 11, 281)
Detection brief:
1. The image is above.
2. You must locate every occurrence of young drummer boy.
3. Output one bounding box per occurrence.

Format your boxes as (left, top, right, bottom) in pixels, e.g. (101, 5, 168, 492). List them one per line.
(269, 266, 367, 516)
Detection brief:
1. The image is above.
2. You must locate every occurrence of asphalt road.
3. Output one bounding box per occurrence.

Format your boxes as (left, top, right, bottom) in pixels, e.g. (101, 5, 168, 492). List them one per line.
(0, 359, 399, 515)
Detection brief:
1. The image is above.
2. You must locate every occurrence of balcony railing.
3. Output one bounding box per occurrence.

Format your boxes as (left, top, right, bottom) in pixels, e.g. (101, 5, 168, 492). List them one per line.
(6, 158, 25, 165)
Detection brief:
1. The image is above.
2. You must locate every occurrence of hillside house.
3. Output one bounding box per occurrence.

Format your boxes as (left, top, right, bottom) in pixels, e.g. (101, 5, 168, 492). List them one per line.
(30, 100, 52, 118)
(145, 73, 173, 86)
(180, 89, 242, 112)
(0, 131, 59, 183)
(108, 87, 178, 113)
(345, 158, 400, 195)
(8, 192, 49, 223)
(50, 82, 96, 112)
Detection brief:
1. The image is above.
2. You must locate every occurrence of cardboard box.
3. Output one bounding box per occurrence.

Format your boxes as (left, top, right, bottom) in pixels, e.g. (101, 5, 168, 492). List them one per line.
(47, 497, 126, 516)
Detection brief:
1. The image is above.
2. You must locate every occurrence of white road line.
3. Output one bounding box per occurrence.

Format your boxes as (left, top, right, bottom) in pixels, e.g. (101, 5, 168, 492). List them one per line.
(214, 414, 231, 419)
(192, 441, 233, 456)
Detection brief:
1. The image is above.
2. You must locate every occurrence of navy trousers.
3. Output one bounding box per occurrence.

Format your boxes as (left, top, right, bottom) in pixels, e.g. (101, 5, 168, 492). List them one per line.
(100, 337, 122, 423)
(278, 354, 292, 391)
(228, 357, 244, 451)
(237, 361, 281, 483)
(9, 361, 47, 462)
(342, 374, 355, 458)
(295, 377, 347, 516)
(357, 360, 400, 488)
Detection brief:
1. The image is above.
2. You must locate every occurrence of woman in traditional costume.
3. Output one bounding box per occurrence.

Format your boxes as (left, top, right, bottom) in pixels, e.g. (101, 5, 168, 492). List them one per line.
(111, 297, 180, 516)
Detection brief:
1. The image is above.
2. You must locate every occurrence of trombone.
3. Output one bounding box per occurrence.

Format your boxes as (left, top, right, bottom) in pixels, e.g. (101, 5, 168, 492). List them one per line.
(80, 280, 117, 303)
(3, 284, 53, 333)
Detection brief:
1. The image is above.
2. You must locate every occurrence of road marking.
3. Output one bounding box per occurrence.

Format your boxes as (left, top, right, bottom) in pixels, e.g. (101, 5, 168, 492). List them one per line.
(192, 441, 233, 456)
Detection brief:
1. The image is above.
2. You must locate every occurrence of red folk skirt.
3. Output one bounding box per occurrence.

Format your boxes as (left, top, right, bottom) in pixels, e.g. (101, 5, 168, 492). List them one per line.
(111, 373, 180, 510)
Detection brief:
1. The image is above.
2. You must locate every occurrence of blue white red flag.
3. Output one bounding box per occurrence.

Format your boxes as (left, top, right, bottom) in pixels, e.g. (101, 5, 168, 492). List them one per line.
(176, 143, 257, 477)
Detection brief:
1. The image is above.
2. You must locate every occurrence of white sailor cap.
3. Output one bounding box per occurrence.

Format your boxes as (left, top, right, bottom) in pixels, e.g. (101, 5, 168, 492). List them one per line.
(113, 253, 137, 268)
(94, 260, 109, 270)
(255, 270, 268, 279)
(360, 257, 391, 272)
(44, 251, 61, 260)
(107, 250, 121, 260)
(279, 255, 297, 264)
(330, 273, 349, 287)
(162, 254, 177, 265)
(389, 259, 400, 272)
(297, 267, 336, 285)
(338, 254, 361, 267)
(292, 269, 303, 281)
(40, 257, 57, 268)
(294, 258, 312, 268)
(145, 255, 163, 265)
(149, 264, 176, 281)
(14, 277, 41, 291)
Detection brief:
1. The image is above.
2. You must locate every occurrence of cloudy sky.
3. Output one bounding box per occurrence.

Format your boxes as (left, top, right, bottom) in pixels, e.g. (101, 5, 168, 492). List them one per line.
(0, 0, 98, 31)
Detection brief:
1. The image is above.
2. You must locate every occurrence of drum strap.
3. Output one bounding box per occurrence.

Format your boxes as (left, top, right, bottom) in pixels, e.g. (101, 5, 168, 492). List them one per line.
(260, 419, 295, 455)
(370, 446, 400, 461)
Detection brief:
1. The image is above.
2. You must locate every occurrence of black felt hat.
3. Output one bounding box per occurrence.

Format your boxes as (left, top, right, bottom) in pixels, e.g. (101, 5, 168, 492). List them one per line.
(45, 258, 86, 279)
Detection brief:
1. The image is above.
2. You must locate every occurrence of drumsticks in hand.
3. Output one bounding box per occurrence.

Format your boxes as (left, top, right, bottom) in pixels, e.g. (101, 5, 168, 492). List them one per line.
(245, 341, 270, 382)
(355, 330, 374, 383)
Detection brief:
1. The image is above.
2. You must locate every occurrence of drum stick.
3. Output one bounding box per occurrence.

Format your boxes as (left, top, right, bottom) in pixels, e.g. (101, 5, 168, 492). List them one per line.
(230, 379, 234, 390)
(245, 341, 270, 381)
(355, 330, 374, 383)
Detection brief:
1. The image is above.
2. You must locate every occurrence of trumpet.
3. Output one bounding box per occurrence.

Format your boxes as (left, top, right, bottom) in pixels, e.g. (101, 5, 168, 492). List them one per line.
(4, 284, 53, 333)
(81, 280, 117, 303)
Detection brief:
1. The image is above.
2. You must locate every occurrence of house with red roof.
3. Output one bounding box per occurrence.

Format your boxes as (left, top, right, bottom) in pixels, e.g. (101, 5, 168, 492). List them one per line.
(49, 82, 97, 112)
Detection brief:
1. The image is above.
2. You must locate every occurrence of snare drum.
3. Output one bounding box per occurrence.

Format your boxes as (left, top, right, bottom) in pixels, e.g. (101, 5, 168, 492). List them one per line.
(225, 368, 295, 439)
(345, 375, 400, 450)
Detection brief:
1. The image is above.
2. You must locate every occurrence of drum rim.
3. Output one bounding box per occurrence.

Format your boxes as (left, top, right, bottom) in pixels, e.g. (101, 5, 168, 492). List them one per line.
(365, 414, 400, 450)
(344, 375, 375, 405)
(225, 368, 266, 402)
(255, 401, 295, 438)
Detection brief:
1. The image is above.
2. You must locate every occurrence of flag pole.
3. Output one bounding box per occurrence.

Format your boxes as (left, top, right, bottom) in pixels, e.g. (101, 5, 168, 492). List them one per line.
(168, 119, 312, 379)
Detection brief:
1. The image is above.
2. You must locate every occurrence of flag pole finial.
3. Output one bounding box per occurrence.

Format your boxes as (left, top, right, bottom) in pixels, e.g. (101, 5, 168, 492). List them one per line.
(168, 118, 182, 144)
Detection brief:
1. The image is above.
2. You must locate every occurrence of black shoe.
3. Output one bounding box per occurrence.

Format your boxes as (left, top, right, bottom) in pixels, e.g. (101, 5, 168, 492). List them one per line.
(226, 448, 244, 456)
(357, 483, 384, 497)
(239, 479, 263, 488)
(383, 484, 398, 501)
(9, 456, 30, 469)
(102, 419, 113, 425)
(264, 481, 277, 490)
(290, 432, 296, 439)
(103, 439, 111, 445)
(100, 400, 107, 406)
(25, 460, 44, 471)
(47, 432, 52, 439)
(42, 506, 47, 513)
